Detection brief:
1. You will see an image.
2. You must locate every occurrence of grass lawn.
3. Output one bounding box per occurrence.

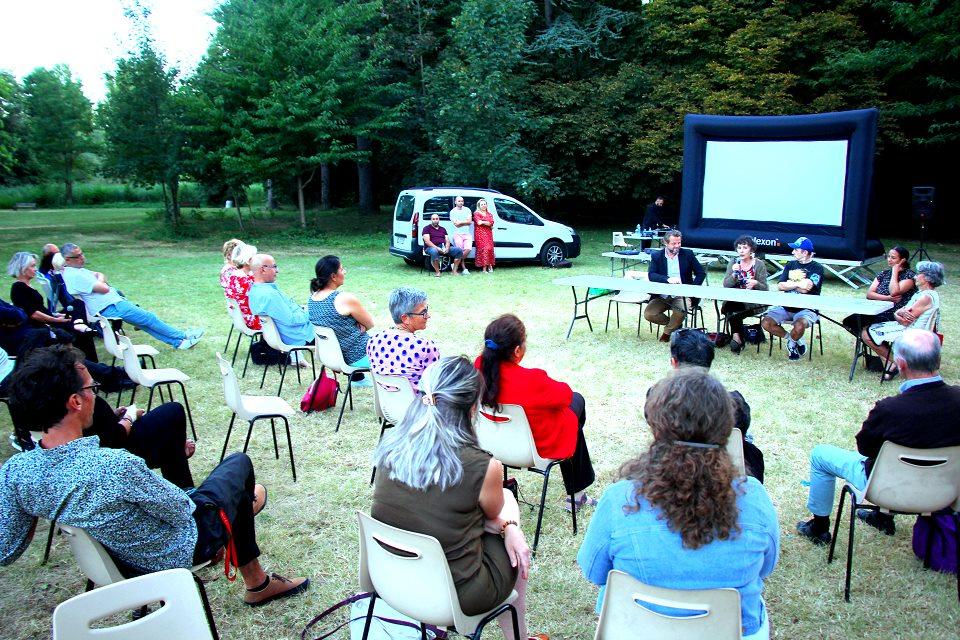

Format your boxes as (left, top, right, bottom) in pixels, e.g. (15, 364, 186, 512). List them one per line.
(1, 206, 959, 639)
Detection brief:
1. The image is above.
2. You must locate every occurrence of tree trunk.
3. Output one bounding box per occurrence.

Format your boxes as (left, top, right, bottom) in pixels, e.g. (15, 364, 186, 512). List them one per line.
(168, 175, 181, 224)
(356, 135, 375, 214)
(297, 174, 307, 228)
(160, 182, 172, 224)
(231, 189, 246, 233)
(320, 163, 331, 210)
(64, 159, 74, 206)
(544, 0, 553, 27)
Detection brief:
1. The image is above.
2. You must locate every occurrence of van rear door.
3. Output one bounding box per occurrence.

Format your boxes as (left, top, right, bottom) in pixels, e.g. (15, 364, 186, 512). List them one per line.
(392, 193, 417, 255)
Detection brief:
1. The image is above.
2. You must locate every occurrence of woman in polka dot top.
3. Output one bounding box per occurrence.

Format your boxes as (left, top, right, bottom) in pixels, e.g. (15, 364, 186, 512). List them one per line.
(366, 286, 440, 389)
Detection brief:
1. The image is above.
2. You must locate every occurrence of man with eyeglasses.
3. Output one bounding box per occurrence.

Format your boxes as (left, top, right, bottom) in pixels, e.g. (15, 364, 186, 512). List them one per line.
(247, 254, 315, 346)
(59, 243, 203, 350)
(0, 345, 310, 606)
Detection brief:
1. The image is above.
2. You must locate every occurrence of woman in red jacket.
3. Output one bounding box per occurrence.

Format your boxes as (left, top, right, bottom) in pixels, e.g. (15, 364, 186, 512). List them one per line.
(475, 314, 595, 510)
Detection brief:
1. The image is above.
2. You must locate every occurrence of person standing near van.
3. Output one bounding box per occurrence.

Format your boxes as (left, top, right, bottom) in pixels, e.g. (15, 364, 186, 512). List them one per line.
(473, 199, 496, 274)
(450, 196, 474, 274)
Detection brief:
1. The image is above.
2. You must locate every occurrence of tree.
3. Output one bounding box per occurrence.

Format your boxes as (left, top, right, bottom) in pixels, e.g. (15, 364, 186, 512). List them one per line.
(99, 43, 185, 224)
(22, 65, 94, 204)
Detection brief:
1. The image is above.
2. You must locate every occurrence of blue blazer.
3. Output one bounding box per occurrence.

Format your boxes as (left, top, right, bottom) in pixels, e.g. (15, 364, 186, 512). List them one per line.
(648, 247, 706, 286)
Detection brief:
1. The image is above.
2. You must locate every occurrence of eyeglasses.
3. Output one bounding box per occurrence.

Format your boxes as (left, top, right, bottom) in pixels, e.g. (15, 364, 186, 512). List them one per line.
(79, 382, 101, 395)
(407, 306, 430, 318)
(65, 253, 83, 260)
(263, 264, 279, 271)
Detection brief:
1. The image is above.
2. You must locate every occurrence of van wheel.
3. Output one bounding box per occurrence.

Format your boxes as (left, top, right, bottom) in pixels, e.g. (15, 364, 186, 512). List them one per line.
(540, 240, 566, 266)
(403, 257, 420, 267)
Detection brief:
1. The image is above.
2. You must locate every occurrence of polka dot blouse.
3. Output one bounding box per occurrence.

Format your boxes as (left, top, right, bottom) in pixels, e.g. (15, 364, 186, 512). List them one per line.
(366, 328, 440, 388)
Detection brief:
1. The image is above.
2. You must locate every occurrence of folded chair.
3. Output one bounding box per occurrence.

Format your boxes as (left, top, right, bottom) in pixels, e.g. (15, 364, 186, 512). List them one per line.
(313, 326, 370, 432)
(827, 441, 960, 601)
(52, 568, 218, 640)
(357, 512, 519, 640)
(257, 315, 316, 395)
(369, 373, 417, 484)
(594, 570, 741, 640)
(225, 299, 263, 378)
(217, 353, 297, 481)
(475, 403, 576, 555)
(117, 335, 197, 440)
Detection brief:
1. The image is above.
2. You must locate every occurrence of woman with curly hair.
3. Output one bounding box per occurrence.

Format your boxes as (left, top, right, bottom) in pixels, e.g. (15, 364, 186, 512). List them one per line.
(577, 368, 779, 639)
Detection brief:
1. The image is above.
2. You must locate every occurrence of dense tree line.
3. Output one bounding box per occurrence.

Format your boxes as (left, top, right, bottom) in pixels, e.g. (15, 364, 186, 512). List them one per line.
(1, 0, 956, 227)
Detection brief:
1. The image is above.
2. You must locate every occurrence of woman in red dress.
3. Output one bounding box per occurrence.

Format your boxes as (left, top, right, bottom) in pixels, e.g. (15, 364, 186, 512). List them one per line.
(475, 314, 596, 511)
(224, 243, 261, 330)
(473, 198, 495, 273)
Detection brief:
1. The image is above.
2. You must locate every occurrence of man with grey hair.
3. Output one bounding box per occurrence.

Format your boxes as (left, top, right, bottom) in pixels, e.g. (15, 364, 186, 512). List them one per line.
(247, 254, 314, 346)
(60, 244, 202, 350)
(797, 328, 960, 544)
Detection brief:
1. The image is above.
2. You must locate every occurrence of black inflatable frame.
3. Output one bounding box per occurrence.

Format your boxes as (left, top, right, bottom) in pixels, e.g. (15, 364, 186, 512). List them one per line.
(678, 108, 882, 261)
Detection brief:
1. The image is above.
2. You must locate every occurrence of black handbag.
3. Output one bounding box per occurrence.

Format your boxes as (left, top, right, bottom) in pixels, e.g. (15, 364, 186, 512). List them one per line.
(743, 324, 766, 345)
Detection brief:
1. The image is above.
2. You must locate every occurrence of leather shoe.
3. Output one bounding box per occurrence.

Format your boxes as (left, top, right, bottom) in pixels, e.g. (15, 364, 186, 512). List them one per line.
(857, 509, 895, 535)
(658, 332, 671, 343)
(796, 519, 832, 545)
(244, 573, 310, 607)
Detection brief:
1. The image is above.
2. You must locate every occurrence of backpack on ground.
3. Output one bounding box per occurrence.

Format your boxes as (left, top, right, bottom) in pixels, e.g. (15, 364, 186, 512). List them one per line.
(912, 510, 958, 574)
(301, 369, 339, 413)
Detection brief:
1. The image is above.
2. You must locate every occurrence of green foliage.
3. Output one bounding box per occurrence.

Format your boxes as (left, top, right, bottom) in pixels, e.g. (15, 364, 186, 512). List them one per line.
(21, 65, 95, 203)
(0, 180, 205, 209)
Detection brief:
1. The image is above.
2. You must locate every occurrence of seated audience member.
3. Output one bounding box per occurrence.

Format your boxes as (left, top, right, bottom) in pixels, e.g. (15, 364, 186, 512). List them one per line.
(5, 348, 195, 488)
(367, 286, 440, 390)
(720, 235, 769, 353)
(41, 249, 80, 317)
(668, 329, 764, 482)
(8, 251, 98, 362)
(38, 244, 59, 276)
(225, 243, 261, 331)
(842, 246, 915, 334)
(247, 254, 314, 346)
(578, 368, 779, 639)
(645, 230, 706, 343)
(307, 256, 374, 377)
(422, 213, 464, 277)
(863, 260, 944, 381)
(0, 345, 309, 605)
(476, 314, 596, 511)
(220, 238, 244, 289)
(760, 237, 823, 361)
(797, 329, 960, 544)
(372, 357, 541, 640)
(60, 243, 202, 350)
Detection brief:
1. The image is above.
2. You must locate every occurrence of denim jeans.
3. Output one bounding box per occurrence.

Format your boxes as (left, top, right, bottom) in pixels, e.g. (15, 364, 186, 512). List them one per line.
(102, 300, 186, 347)
(425, 246, 463, 262)
(806, 444, 868, 516)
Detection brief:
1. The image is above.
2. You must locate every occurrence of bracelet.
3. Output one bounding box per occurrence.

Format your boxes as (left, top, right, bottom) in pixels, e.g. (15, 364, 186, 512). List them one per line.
(119, 416, 133, 427)
(499, 520, 518, 538)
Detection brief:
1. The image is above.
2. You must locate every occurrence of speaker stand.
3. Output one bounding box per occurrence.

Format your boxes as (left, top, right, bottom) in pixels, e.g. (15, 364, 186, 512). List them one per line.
(911, 216, 934, 263)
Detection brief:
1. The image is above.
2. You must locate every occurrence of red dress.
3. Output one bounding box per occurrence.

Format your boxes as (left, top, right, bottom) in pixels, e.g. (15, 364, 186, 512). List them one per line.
(474, 357, 577, 459)
(473, 210, 495, 267)
(225, 271, 261, 330)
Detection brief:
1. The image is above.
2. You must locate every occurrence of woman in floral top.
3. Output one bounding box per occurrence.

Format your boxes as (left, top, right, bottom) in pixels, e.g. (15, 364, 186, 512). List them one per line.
(367, 286, 440, 390)
(219, 238, 243, 289)
(225, 243, 260, 330)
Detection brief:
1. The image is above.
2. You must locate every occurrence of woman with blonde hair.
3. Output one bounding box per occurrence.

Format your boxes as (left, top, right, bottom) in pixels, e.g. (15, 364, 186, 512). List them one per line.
(224, 243, 260, 330)
(219, 238, 244, 288)
(372, 356, 545, 640)
(578, 368, 779, 639)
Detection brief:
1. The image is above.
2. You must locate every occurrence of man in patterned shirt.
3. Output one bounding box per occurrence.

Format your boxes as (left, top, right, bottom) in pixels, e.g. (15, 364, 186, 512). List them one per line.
(0, 345, 309, 606)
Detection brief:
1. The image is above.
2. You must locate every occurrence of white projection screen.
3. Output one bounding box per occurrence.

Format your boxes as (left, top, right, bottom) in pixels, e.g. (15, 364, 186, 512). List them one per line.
(702, 140, 848, 227)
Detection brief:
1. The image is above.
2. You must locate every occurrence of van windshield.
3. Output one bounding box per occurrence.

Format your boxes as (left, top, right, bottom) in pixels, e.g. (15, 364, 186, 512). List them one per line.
(394, 194, 415, 221)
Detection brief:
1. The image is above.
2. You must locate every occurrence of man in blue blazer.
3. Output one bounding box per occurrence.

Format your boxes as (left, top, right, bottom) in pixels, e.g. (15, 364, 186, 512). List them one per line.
(644, 230, 706, 342)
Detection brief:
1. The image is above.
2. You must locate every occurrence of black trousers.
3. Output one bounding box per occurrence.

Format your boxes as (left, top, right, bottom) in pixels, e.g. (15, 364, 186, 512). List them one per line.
(721, 301, 765, 339)
(191, 452, 261, 567)
(559, 392, 595, 495)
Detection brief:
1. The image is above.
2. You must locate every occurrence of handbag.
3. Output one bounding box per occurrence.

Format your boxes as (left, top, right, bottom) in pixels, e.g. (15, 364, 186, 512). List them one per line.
(912, 511, 958, 574)
(301, 369, 339, 412)
(250, 339, 286, 365)
(742, 324, 766, 345)
(301, 592, 447, 640)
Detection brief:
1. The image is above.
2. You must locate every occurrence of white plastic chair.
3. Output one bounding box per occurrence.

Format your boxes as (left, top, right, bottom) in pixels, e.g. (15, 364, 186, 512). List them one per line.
(225, 299, 263, 378)
(475, 403, 576, 555)
(313, 326, 371, 432)
(52, 568, 218, 640)
(217, 353, 297, 480)
(594, 570, 741, 640)
(117, 335, 197, 440)
(828, 442, 960, 602)
(357, 512, 520, 640)
(369, 372, 417, 484)
(257, 315, 316, 394)
(611, 232, 633, 250)
(604, 291, 650, 336)
(98, 316, 159, 369)
(726, 428, 746, 477)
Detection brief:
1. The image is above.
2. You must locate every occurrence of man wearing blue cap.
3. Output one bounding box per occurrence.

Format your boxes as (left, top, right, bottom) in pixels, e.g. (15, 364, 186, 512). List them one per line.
(760, 237, 824, 360)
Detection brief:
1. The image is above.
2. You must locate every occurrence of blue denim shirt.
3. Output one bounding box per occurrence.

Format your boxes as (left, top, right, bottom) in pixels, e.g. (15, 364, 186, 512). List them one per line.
(577, 477, 779, 636)
(248, 282, 315, 346)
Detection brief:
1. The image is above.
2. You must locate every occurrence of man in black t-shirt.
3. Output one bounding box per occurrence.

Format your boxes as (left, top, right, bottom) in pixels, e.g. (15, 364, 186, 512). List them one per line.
(760, 237, 824, 361)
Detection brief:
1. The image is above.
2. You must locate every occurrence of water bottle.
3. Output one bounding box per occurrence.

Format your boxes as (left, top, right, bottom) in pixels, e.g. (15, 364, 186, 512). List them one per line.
(635, 224, 642, 234)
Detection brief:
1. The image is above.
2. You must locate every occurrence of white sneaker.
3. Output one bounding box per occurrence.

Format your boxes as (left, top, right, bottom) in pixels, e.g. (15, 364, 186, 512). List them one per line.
(185, 328, 204, 340)
(462, 268, 470, 275)
(177, 336, 200, 350)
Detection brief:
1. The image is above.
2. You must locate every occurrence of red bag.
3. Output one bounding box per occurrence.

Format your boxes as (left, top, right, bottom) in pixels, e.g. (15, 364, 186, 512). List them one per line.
(301, 370, 339, 412)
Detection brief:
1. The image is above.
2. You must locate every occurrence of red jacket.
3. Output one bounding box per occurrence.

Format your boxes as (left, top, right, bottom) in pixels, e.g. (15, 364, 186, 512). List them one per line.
(474, 357, 577, 459)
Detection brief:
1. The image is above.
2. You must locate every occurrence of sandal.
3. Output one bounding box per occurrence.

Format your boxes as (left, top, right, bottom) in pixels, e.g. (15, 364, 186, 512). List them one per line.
(883, 368, 899, 381)
(729, 339, 743, 354)
(564, 494, 597, 512)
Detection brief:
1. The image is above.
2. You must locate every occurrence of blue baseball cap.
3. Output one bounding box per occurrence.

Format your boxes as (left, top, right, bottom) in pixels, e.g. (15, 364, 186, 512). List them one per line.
(789, 236, 814, 252)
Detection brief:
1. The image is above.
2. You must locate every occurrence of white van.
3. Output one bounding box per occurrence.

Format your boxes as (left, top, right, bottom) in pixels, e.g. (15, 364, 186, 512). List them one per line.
(389, 187, 581, 267)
